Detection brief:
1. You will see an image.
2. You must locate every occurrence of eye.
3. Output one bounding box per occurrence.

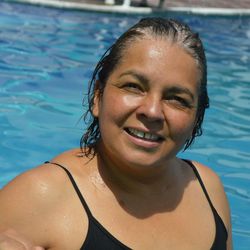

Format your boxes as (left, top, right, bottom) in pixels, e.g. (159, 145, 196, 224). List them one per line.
(165, 95, 193, 109)
(121, 82, 144, 94)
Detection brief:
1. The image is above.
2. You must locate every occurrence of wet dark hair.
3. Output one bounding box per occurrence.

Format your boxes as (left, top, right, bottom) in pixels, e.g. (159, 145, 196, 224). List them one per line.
(80, 17, 209, 157)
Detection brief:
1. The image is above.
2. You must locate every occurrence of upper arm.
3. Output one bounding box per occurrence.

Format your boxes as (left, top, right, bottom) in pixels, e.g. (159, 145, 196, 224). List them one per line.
(193, 161, 233, 250)
(0, 165, 66, 248)
(0, 160, 90, 250)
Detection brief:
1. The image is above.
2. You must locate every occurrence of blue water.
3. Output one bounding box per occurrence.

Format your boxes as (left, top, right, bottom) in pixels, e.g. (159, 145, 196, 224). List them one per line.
(0, 2, 249, 248)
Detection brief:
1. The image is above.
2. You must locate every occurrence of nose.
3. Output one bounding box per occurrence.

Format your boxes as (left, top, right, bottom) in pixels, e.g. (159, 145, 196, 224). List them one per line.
(137, 94, 164, 122)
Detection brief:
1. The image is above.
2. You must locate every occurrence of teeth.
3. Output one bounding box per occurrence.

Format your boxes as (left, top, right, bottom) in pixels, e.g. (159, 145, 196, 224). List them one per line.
(128, 128, 160, 141)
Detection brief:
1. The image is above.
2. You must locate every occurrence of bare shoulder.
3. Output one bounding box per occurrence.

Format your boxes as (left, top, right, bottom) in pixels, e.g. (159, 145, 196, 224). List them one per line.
(0, 160, 67, 206)
(0, 148, 90, 249)
(0, 148, 85, 208)
(191, 160, 233, 249)
(191, 161, 228, 214)
(0, 163, 64, 247)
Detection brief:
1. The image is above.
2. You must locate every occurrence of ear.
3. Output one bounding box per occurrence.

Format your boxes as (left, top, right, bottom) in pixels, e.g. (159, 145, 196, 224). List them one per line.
(92, 81, 101, 118)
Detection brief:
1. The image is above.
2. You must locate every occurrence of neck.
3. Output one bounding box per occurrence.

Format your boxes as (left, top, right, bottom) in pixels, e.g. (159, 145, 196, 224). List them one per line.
(95, 144, 182, 197)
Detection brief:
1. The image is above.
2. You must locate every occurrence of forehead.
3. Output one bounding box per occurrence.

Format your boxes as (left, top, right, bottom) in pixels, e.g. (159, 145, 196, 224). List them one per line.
(111, 37, 200, 90)
(120, 36, 196, 66)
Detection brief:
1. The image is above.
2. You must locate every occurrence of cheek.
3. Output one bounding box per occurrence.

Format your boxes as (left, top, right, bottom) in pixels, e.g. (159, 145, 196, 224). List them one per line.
(100, 91, 142, 118)
(166, 109, 196, 138)
(120, 94, 143, 109)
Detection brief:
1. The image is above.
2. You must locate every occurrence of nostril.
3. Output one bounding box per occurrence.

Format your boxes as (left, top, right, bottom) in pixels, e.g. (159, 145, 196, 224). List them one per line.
(136, 114, 165, 132)
(137, 107, 165, 122)
(138, 112, 164, 122)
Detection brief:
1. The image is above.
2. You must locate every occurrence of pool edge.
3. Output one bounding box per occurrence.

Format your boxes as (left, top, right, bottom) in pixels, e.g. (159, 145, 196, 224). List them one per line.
(5, 0, 250, 16)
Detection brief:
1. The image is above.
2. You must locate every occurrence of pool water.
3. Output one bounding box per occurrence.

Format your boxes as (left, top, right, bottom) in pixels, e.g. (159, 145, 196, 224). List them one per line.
(0, 2, 249, 249)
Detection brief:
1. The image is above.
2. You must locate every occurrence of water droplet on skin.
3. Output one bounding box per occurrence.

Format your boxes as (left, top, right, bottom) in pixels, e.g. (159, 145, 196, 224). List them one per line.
(89, 171, 107, 190)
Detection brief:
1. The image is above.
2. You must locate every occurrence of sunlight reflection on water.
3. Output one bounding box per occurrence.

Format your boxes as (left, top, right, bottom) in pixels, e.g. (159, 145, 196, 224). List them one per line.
(0, 2, 249, 248)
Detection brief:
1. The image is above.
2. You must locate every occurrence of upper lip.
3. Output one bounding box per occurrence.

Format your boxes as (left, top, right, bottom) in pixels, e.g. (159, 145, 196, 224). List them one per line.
(125, 127, 165, 141)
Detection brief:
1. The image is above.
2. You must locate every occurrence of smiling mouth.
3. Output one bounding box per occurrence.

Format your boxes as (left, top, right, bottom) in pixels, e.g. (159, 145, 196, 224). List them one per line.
(125, 128, 164, 142)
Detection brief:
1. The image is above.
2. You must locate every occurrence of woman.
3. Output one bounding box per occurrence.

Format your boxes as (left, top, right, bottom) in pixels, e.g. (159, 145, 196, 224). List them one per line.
(0, 18, 232, 249)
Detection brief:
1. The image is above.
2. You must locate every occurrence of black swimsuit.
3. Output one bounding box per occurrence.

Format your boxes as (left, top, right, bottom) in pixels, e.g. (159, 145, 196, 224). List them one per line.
(45, 160, 227, 250)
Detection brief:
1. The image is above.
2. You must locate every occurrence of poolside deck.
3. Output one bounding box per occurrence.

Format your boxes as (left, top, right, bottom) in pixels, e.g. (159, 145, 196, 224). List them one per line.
(9, 0, 250, 14)
(76, 0, 250, 9)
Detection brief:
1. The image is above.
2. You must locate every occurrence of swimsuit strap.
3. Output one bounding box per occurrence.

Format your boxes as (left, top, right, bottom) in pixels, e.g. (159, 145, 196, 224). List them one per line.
(45, 162, 132, 250)
(182, 159, 215, 209)
(44, 161, 93, 218)
(182, 159, 228, 247)
(46, 159, 217, 217)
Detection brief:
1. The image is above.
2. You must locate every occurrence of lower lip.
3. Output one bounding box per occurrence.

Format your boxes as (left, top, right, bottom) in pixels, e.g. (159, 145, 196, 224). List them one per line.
(125, 130, 162, 149)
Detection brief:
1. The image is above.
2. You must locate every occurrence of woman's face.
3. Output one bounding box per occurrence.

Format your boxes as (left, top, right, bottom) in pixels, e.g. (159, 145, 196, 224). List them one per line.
(93, 38, 200, 170)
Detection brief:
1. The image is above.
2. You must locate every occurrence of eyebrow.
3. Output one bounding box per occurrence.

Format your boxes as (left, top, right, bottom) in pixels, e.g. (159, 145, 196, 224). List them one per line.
(119, 70, 195, 101)
(119, 70, 149, 86)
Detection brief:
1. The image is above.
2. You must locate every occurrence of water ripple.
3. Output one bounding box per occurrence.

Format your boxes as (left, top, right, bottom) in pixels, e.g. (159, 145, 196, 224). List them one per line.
(0, 3, 250, 247)
(225, 185, 250, 200)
